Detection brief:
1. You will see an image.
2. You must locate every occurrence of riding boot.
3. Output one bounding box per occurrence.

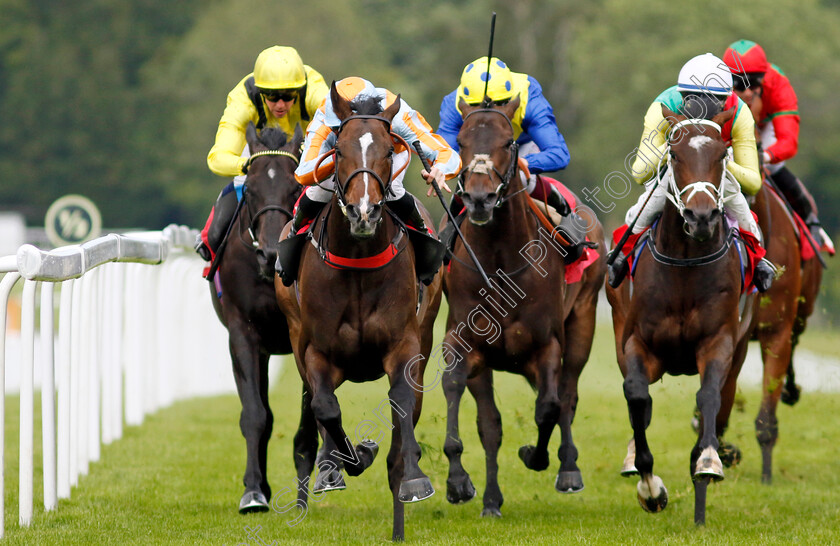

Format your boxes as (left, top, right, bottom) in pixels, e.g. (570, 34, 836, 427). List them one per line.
(753, 258, 776, 293)
(194, 186, 238, 261)
(544, 182, 572, 216)
(289, 192, 327, 237)
(771, 167, 817, 222)
(387, 192, 427, 233)
(607, 250, 630, 288)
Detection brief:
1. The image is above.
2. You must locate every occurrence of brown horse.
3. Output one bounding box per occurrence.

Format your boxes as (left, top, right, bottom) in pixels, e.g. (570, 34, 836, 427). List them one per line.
(440, 97, 607, 517)
(606, 106, 756, 525)
(208, 124, 304, 512)
(275, 83, 443, 541)
(746, 176, 823, 484)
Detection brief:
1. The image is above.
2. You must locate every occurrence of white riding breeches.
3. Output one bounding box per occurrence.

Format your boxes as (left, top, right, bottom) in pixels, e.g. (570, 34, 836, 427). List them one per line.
(305, 149, 410, 202)
(761, 123, 784, 175)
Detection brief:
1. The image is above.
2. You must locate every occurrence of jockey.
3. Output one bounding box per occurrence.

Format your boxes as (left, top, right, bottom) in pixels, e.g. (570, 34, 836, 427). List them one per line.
(290, 77, 461, 234)
(195, 45, 329, 262)
(615, 53, 775, 291)
(723, 39, 833, 250)
(437, 56, 572, 215)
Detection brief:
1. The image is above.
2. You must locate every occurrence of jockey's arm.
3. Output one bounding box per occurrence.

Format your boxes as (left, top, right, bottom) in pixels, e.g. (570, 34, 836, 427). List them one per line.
(207, 81, 253, 178)
(763, 73, 800, 164)
(294, 111, 336, 186)
(436, 90, 462, 152)
(727, 110, 762, 196)
(396, 106, 462, 181)
(630, 101, 670, 185)
(519, 90, 570, 174)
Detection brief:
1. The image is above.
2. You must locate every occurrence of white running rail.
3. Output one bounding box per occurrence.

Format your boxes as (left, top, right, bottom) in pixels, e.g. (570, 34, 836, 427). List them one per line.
(0, 224, 231, 537)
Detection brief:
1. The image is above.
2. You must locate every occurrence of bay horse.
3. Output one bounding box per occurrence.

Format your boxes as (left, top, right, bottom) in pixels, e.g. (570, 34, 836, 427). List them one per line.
(208, 123, 304, 512)
(605, 106, 756, 525)
(275, 83, 443, 541)
(440, 97, 607, 517)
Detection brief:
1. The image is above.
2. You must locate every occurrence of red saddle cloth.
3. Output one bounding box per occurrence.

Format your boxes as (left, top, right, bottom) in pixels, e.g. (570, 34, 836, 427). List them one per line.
(612, 217, 765, 294)
(538, 176, 600, 284)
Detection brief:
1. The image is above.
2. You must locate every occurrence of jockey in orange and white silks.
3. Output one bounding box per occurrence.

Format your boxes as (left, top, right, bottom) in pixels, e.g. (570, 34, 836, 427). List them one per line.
(626, 53, 762, 238)
(291, 77, 460, 233)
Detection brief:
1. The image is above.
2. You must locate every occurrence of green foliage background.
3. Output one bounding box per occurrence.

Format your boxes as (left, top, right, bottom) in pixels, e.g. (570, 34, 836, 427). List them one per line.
(3, 0, 840, 322)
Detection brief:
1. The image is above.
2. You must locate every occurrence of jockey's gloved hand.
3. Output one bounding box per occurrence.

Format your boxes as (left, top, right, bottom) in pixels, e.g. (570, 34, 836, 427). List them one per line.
(423, 165, 451, 196)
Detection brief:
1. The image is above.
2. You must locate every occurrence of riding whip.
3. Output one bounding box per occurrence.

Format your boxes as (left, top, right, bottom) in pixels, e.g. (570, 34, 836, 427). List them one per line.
(412, 141, 493, 288)
(607, 171, 665, 266)
(482, 12, 497, 102)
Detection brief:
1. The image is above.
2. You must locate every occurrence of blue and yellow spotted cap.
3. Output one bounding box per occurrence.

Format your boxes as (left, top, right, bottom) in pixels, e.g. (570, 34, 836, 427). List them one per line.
(457, 57, 515, 105)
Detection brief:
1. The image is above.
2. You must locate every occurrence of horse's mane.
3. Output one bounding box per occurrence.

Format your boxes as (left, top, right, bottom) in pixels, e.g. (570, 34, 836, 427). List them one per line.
(258, 127, 288, 150)
(351, 95, 384, 116)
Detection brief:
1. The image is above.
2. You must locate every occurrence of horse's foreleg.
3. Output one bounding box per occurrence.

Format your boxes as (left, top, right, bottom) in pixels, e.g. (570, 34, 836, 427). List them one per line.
(623, 342, 667, 513)
(293, 384, 318, 506)
(442, 342, 476, 505)
(466, 368, 503, 517)
(756, 333, 792, 484)
(388, 345, 434, 504)
(307, 349, 377, 478)
(518, 339, 562, 472)
(313, 425, 346, 492)
(693, 338, 733, 483)
(230, 331, 273, 513)
(556, 301, 597, 493)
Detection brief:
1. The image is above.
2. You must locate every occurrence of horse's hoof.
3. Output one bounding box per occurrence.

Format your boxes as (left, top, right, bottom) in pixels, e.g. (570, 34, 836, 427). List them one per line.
(398, 476, 435, 503)
(446, 475, 476, 504)
(636, 476, 668, 513)
(345, 440, 379, 477)
(555, 470, 584, 493)
(518, 445, 549, 471)
(693, 446, 725, 482)
(781, 382, 801, 406)
(480, 506, 502, 517)
(239, 490, 270, 514)
(313, 466, 346, 493)
(718, 440, 742, 468)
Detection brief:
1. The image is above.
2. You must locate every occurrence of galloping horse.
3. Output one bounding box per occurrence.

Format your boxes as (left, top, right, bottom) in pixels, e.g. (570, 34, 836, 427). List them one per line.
(606, 106, 755, 525)
(275, 83, 443, 541)
(208, 123, 304, 512)
(441, 97, 607, 517)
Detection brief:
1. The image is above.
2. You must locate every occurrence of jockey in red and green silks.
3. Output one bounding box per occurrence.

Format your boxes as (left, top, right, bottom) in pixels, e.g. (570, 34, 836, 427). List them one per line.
(724, 39, 832, 251)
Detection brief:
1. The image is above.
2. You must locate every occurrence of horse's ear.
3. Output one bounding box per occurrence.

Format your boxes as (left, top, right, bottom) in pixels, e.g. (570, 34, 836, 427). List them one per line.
(502, 94, 520, 119)
(382, 94, 401, 123)
(330, 81, 353, 122)
(246, 122, 259, 149)
(711, 106, 736, 127)
(458, 97, 478, 119)
(292, 123, 305, 157)
(661, 104, 685, 127)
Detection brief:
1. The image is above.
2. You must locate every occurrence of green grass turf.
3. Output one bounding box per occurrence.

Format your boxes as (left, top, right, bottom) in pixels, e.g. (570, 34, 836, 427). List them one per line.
(3, 310, 839, 544)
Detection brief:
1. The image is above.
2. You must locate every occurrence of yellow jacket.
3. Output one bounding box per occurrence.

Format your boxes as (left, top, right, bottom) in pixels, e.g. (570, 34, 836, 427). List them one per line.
(630, 87, 761, 195)
(207, 66, 328, 178)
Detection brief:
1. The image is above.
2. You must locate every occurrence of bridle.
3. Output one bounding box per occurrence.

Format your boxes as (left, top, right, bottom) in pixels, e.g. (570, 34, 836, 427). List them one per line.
(240, 148, 300, 250)
(664, 118, 728, 220)
(456, 108, 523, 208)
(314, 114, 410, 217)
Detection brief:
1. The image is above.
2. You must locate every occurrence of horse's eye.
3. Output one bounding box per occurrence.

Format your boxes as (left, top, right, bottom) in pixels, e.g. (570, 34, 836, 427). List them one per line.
(506, 139, 515, 148)
(334, 147, 342, 158)
(388, 147, 394, 157)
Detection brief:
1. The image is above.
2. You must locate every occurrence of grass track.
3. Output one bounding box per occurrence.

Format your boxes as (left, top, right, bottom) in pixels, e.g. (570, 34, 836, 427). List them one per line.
(3, 315, 840, 544)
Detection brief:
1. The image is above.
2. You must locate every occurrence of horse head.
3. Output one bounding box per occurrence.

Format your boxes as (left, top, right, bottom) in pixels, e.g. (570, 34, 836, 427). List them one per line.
(662, 105, 735, 242)
(330, 82, 401, 239)
(456, 96, 521, 225)
(243, 122, 304, 279)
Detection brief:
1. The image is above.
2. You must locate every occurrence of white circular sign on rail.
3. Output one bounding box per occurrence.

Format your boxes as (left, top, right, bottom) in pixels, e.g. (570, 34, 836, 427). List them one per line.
(44, 194, 102, 247)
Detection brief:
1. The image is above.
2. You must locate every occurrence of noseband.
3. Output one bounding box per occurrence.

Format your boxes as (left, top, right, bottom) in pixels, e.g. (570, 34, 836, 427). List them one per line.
(664, 119, 728, 220)
(457, 108, 521, 208)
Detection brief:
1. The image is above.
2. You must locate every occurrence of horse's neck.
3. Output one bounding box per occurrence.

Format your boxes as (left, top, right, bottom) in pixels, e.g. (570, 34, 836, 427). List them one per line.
(468, 191, 535, 258)
(657, 206, 726, 259)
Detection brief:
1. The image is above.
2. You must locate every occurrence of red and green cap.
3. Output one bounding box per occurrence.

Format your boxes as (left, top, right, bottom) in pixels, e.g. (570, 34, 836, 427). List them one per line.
(723, 40, 769, 75)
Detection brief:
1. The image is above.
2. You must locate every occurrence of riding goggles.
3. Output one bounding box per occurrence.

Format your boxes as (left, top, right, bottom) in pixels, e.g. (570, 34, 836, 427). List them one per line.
(261, 90, 298, 103)
(732, 73, 764, 91)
